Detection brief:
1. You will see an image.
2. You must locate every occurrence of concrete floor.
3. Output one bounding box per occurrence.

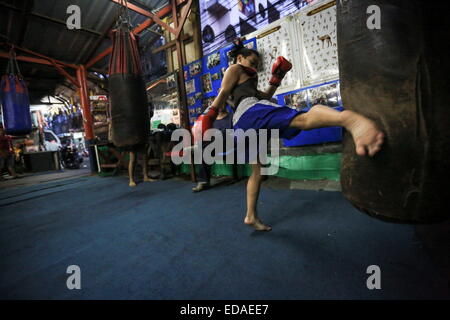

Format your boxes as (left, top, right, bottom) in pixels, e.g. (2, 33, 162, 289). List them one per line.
(0, 168, 91, 190)
(0, 156, 91, 190)
(0, 172, 449, 300)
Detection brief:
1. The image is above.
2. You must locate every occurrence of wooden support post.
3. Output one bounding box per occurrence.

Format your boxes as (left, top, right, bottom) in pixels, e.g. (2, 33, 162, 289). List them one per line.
(171, 0, 196, 182)
(50, 60, 80, 88)
(175, 0, 193, 39)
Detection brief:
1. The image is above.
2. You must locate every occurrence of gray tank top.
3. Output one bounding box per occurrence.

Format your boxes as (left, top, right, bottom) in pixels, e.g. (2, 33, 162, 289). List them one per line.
(230, 65, 262, 107)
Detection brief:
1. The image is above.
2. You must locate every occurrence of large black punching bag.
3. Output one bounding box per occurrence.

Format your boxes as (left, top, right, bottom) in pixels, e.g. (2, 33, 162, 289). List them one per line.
(108, 21, 149, 148)
(337, 0, 450, 223)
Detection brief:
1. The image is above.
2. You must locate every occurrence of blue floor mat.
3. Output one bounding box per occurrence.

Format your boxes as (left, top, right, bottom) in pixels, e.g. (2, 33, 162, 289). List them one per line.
(0, 176, 448, 299)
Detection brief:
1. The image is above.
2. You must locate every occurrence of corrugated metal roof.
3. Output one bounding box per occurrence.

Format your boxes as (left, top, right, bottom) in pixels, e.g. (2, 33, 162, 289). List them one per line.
(0, 0, 169, 101)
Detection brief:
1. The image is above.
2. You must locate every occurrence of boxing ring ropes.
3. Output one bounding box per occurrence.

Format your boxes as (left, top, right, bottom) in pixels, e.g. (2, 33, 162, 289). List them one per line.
(0, 0, 196, 180)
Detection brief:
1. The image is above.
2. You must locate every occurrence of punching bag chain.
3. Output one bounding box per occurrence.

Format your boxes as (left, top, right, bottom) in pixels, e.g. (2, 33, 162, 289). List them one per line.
(115, 0, 133, 31)
(6, 47, 22, 78)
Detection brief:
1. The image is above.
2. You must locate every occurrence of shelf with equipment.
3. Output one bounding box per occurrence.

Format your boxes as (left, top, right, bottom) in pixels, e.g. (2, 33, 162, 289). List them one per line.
(147, 72, 181, 129)
(90, 94, 109, 143)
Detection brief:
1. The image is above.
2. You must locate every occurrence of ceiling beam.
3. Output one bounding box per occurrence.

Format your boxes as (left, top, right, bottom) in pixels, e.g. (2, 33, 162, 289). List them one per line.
(132, 5, 171, 35)
(83, 19, 117, 65)
(0, 51, 80, 88)
(0, 52, 56, 67)
(151, 34, 192, 54)
(86, 3, 172, 69)
(110, 0, 177, 35)
(85, 47, 112, 69)
(0, 44, 79, 69)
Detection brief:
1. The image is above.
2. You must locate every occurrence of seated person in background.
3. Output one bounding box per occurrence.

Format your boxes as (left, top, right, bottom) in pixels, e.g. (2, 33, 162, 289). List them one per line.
(159, 123, 180, 179)
(192, 105, 238, 192)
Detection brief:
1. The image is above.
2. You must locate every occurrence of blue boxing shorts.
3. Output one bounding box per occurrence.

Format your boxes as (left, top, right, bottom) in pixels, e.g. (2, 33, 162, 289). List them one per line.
(233, 97, 305, 139)
(232, 97, 306, 163)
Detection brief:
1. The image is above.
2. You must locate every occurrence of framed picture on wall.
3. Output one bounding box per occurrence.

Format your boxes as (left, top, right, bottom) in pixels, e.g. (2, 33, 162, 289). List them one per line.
(187, 96, 196, 106)
(284, 90, 309, 111)
(189, 61, 202, 76)
(167, 74, 177, 89)
(185, 79, 196, 95)
(211, 72, 221, 81)
(307, 83, 340, 108)
(226, 50, 235, 66)
(207, 52, 221, 69)
(201, 73, 213, 93)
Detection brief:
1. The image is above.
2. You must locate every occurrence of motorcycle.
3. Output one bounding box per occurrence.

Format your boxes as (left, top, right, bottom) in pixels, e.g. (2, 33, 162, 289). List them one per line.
(60, 143, 83, 169)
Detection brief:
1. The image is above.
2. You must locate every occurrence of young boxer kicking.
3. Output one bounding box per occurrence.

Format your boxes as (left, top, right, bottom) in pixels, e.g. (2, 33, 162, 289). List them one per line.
(192, 39, 384, 231)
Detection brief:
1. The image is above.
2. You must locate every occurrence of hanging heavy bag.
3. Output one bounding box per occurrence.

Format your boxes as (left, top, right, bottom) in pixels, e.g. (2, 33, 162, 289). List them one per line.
(337, 0, 450, 223)
(0, 49, 32, 136)
(108, 5, 150, 148)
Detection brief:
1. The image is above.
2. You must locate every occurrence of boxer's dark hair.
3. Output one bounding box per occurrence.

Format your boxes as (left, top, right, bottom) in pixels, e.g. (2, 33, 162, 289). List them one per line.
(229, 38, 260, 64)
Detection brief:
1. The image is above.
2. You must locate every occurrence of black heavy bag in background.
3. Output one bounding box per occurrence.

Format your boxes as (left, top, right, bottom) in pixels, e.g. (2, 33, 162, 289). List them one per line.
(108, 19, 149, 148)
(337, 0, 450, 223)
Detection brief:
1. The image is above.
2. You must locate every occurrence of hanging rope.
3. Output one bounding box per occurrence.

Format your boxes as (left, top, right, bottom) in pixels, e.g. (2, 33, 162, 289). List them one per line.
(6, 46, 23, 78)
(115, 0, 133, 31)
(109, 0, 142, 76)
(3, 47, 26, 94)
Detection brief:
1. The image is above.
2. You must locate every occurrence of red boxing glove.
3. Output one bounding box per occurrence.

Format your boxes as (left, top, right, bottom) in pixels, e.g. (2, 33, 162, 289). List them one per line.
(192, 107, 218, 143)
(269, 56, 292, 87)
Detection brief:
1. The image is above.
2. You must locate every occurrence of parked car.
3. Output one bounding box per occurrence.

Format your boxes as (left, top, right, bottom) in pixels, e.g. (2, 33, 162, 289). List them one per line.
(43, 130, 62, 151)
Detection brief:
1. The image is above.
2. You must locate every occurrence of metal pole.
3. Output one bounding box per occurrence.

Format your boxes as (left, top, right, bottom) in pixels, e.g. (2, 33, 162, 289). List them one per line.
(76, 65, 97, 174)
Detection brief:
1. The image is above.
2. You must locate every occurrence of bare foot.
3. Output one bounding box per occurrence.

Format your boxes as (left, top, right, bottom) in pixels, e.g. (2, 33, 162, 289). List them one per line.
(143, 177, 156, 182)
(244, 216, 272, 231)
(341, 110, 385, 157)
(129, 181, 137, 187)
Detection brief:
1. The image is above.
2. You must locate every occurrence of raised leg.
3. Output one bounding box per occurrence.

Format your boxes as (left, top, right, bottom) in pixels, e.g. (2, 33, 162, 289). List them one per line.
(289, 105, 384, 157)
